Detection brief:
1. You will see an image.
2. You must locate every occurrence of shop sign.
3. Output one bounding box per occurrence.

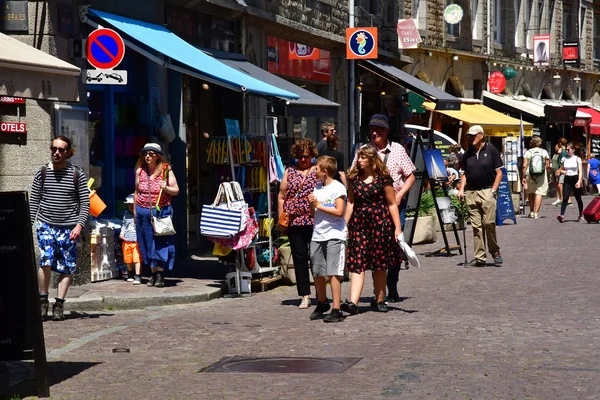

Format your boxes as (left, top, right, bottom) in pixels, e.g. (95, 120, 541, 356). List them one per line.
(0, 1, 28, 32)
(346, 27, 378, 60)
(86, 28, 125, 70)
(563, 41, 580, 68)
(288, 43, 319, 60)
(488, 71, 507, 94)
(267, 36, 330, 83)
(396, 19, 421, 49)
(0, 121, 26, 134)
(0, 96, 24, 104)
(533, 34, 550, 67)
(544, 105, 576, 123)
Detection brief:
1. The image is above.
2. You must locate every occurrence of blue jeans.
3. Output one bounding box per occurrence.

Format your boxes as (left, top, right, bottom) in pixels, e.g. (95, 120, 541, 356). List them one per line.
(135, 205, 176, 270)
(386, 198, 406, 297)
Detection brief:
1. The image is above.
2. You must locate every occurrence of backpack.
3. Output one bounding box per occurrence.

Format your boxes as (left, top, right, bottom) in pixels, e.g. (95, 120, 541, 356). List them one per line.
(528, 149, 545, 176)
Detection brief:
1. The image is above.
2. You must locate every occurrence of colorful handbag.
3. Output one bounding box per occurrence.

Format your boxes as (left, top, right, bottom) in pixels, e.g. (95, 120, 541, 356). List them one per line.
(271, 134, 285, 181)
(209, 207, 259, 250)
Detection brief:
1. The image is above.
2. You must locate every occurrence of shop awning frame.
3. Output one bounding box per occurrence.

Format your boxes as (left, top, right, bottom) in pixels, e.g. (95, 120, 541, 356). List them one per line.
(358, 60, 461, 111)
(83, 8, 299, 100)
(202, 49, 340, 118)
(423, 101, 534, 137)
(0, 32, 80, 101)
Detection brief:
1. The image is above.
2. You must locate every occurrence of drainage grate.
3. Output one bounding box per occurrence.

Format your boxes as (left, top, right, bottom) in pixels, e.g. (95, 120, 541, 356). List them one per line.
(200, 356, 361, 373)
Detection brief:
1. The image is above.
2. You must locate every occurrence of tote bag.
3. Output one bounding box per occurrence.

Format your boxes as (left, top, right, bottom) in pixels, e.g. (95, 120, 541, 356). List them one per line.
(200, 183, 244, 238)
(271, 134, 285, 181)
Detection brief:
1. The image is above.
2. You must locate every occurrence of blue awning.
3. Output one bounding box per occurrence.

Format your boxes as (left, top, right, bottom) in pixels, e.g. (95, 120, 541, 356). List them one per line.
(88, 9, 299, 100)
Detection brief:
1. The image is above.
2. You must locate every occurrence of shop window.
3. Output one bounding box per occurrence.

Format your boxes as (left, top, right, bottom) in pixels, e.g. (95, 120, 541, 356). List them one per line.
(563, 4, 574, 41)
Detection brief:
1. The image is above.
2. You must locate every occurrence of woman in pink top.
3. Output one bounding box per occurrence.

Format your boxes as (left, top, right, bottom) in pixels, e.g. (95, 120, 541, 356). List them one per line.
(134, 143, 179, 287)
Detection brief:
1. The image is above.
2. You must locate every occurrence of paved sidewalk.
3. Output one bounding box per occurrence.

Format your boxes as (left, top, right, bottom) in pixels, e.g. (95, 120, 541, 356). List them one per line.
(52, 255, 228, 311)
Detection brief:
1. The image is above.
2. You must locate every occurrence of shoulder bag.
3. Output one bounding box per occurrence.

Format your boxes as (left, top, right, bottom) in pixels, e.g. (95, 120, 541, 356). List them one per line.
(149, 171, 176, 236)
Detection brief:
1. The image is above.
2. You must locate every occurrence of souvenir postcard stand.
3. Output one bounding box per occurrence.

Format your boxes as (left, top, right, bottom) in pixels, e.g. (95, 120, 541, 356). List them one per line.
(218, 118, 279, 296)
(404, 129, 462, 258)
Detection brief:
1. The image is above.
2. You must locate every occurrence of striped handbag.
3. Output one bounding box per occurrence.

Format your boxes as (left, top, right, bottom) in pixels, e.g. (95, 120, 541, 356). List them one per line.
(200, 183, 244, 238)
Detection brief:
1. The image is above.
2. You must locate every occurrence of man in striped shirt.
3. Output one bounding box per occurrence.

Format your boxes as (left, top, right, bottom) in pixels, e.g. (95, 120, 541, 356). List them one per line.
(29, 136, 89, 321)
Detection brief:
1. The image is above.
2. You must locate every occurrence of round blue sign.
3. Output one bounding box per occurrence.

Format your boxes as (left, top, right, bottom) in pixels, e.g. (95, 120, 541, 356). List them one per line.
(348, 30, 376, 57)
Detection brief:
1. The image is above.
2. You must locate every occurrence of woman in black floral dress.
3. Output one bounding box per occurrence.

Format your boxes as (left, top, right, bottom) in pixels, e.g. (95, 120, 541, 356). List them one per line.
(341, 145, 402, 314)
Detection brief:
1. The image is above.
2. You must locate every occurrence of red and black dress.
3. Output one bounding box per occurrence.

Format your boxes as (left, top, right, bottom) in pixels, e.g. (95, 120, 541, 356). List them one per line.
(347, 175, 401, 273)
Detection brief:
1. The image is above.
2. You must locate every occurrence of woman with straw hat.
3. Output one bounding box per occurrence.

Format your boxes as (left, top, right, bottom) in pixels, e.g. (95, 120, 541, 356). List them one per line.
(134, 143, 179, 287)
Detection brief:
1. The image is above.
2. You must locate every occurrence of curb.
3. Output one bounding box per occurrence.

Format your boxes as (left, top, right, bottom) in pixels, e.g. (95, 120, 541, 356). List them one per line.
(62, 285, 225, 312)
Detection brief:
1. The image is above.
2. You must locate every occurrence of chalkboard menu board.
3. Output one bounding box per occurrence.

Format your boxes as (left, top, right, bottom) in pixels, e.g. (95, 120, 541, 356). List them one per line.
(0, 192, 48, 395)
(496, 168, 516, 226)
(591, 139, 600, 157)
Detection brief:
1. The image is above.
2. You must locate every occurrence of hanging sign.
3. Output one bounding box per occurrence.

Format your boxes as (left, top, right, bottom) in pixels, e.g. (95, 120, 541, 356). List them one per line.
(396, 19, 422, 49)
(443, 4, 464, 24)
(488, 71, 507, 94)
(0, 1, 28, 32)
(86, 28, 126, 70)
(0, 121, 26, 134)
(563, 41, 580, 68)
(346, 27, 378, 60)
(533, 34, 550, 67)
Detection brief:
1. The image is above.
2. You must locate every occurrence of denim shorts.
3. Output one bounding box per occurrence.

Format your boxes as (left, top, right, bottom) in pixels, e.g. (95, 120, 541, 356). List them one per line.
(36, 220, 77, 275)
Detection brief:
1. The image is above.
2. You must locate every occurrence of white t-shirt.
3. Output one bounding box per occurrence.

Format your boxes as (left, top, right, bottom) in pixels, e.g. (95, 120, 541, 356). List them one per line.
(312, 180, 347, 242)
(562, 156, 581, 176)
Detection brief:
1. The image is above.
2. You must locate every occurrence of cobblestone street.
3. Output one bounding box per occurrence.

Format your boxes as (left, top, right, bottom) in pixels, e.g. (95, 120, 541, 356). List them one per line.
(5, 198, 600, 400)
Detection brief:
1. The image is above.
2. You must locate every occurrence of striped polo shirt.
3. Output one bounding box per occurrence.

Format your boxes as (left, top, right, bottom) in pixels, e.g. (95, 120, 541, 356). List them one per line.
(29, 163, 90, 228)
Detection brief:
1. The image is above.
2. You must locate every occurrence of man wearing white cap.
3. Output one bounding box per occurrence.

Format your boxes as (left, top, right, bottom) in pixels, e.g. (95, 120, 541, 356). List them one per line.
(457, 125, 503, 267)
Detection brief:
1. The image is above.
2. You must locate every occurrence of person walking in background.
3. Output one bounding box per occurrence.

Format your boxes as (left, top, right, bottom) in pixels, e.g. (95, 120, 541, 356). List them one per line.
(120, 194, 142, 284)
(522, 136, 551, 218)
(319, 134, 346, 186)
(278, 138, 320, 309)
(317, 122, 336, 155)
(553, 138, 569, 207)
(457, 125, 503, 267)
(342, 145, 402, 315)
(29, 136, 89, 321)
(587, 153, 600, 195)
(135, 143, 179, 287)
(557, 142, 584, 223)
(307, 156, 347, 323)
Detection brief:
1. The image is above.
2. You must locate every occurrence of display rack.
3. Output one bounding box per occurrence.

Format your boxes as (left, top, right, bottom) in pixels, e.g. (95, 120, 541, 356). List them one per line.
(210, 117, 281, 295)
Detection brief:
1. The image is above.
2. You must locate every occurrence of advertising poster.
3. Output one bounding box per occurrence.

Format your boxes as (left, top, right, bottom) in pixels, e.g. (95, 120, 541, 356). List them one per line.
(562, 41, 580, 67)
(533, 34, 550, 66)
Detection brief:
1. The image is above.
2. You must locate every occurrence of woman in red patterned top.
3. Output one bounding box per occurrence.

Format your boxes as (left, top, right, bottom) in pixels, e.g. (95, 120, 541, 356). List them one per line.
(134, 143, 180, 288)
(278, 138, 319, 309)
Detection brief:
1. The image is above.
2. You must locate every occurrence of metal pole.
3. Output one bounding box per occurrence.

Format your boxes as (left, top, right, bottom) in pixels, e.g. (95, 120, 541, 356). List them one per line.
(348, 0, 356, 156)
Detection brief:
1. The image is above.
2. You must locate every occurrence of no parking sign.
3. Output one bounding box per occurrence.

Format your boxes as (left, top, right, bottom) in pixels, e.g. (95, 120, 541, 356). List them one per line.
(85, 28, 128, 85)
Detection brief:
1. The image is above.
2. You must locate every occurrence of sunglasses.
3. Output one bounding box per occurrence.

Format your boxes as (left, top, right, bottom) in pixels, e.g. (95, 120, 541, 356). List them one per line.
(298, 155, 311, 160)
(143, 151, 157, 157)
(50, 146, 68, 154)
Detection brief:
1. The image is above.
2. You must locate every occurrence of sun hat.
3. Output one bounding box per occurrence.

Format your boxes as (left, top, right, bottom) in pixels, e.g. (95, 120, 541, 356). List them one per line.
(140, 143, 163, 155)
(368, 114, 389, 129)
(124, 193, 135, 204)
(467, 125, 484, 135)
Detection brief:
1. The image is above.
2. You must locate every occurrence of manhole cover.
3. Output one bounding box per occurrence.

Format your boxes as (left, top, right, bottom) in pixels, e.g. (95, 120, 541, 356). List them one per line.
(201, 356, 361, 373)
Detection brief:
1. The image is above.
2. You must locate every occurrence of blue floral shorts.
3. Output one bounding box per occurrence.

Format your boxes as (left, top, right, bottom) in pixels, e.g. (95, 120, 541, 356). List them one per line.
(36, 221, 77, 275)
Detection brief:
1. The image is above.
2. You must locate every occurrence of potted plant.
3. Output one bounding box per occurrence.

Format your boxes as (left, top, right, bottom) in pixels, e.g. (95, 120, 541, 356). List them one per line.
(406, 190, 438, 244)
